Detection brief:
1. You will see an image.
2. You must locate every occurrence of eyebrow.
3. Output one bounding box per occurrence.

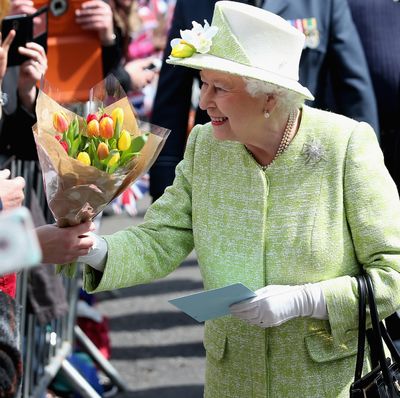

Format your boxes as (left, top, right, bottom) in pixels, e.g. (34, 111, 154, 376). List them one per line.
(200, 73, 232, 87)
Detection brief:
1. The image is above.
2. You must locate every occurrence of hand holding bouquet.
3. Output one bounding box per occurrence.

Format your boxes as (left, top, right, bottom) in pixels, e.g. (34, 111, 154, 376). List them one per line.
(33, 76, 170, 276)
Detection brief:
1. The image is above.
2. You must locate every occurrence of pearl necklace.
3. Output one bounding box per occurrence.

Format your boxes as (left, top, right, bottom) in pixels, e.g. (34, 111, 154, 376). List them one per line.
(274, 109, 297, 160)
(246, 109, 297, 170)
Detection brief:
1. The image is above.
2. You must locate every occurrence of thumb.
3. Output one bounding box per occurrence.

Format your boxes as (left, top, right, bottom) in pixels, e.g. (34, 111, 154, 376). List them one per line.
(77, 221, 95, 236)
(0, 169, 11, 179)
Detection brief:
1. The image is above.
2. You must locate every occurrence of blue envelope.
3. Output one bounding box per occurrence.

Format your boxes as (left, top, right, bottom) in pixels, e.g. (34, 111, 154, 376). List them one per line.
(168, 283, 256, 322)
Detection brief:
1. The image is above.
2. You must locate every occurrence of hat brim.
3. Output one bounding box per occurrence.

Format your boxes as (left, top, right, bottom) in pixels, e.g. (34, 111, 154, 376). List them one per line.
(167, 53, 314, 101)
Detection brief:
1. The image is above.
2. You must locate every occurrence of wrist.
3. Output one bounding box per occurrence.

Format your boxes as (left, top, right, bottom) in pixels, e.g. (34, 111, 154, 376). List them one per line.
(100, 32, 116, 47)
(303, 283, 328, 320)
(76, 233, 108, 271)
(18, 86, 36, 112)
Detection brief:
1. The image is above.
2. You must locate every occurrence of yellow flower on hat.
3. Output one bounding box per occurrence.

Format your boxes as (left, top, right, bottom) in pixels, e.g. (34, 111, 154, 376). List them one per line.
(170, 20, 219, 59)
(171, 40, 196, 58)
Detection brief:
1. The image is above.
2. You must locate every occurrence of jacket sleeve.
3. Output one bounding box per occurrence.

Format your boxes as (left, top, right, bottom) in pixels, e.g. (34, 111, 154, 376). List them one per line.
(324, 0, 379, 134)
(321, 122, 400, 344)
(83, 126, 201, 293)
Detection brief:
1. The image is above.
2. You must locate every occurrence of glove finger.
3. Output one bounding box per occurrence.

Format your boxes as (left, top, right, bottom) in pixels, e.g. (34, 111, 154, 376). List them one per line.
(229, 297, 257, 312)
(230, 303, 260, 321)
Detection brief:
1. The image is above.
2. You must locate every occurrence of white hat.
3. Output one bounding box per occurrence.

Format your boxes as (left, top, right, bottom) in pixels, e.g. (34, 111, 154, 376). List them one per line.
(167, 1, 314, 100)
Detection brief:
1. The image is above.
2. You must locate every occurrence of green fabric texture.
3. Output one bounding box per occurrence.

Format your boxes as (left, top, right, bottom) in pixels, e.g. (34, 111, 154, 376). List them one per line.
(208, 4, 250, 65)
(84, 106, 400, 397)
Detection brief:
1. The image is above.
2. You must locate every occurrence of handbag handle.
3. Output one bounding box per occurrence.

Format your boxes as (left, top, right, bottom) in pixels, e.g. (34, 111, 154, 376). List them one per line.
(355, 274, 400, 395)
(364, 275, 393, 393)
(354, 275, 367, 381)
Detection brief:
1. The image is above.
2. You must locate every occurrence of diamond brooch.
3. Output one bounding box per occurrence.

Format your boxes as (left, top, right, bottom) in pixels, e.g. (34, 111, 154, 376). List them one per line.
(301, 139, 326, 164)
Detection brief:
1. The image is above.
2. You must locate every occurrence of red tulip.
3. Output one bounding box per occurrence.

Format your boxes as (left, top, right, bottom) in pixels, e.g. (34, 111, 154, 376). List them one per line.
(55, 135, 69, 153)
(86, 113, 98, 123)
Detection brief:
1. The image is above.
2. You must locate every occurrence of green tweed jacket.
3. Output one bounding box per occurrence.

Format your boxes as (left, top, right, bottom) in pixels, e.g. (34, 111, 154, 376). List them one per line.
(84, 106, 400, 398)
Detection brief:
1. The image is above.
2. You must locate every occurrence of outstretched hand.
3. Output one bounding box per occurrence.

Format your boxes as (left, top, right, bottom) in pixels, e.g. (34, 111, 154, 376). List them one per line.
(35, 222, 96, 264)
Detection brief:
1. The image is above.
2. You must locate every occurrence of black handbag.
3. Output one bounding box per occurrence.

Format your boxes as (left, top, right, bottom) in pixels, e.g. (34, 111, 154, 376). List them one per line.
(350, 274, 400, 397)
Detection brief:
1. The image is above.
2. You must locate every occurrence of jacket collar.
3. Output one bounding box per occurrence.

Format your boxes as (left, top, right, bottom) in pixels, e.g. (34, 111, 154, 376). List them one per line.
(262, 0, 289, 15)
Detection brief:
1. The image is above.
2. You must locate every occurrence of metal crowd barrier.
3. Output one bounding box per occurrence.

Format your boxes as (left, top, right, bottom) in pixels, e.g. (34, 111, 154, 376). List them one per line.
(11, 159, 126, 398)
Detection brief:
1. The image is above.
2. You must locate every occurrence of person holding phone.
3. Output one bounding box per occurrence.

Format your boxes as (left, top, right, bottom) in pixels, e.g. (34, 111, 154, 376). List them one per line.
(0, 0, 48, 162)
(0, 1, 15, 119)
(75, 0, 156, 93)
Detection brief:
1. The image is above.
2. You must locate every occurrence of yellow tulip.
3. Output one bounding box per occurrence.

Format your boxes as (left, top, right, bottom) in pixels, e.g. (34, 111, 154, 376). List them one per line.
(108, 152, 120, 168)
(77, 152, 91, 166)
(111, 107, 124, 127)
(118, 129, 131, 151)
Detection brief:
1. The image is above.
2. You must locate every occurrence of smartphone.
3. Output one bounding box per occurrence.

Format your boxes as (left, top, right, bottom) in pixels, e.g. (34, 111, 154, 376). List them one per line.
(0, 207, 42, 275)
(1, 6, 48, 67)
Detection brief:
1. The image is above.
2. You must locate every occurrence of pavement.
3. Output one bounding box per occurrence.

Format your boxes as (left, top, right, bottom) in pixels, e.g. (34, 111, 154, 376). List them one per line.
(95, 195, 206, 398)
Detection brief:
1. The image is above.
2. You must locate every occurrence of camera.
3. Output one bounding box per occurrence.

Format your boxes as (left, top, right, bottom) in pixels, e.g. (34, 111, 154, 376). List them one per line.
(0, 207, 42, 275)
(1, 6, 48, 66)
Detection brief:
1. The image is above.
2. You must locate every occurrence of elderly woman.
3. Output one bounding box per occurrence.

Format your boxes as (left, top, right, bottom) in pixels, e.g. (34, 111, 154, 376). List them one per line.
(36, 1, 400, 397)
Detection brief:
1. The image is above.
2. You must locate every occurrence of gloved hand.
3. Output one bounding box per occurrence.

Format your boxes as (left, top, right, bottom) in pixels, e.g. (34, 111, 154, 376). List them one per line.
(230, 283, 328, 328)
(76, 232, 108, 271)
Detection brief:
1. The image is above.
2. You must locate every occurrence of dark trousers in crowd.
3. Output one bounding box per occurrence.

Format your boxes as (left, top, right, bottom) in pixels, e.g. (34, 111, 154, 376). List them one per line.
(381, 128, 400, 343)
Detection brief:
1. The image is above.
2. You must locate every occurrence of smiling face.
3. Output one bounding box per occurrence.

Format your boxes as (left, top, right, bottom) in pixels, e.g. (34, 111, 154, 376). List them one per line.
(199, 69, 266, 143)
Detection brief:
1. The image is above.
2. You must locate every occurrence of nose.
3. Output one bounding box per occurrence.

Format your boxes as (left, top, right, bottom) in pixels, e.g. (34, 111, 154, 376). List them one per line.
(199, 84, 214, 111)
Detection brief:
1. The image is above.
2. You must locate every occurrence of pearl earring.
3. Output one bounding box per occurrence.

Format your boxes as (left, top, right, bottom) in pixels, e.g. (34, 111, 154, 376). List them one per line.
(264, 111, 270, 119)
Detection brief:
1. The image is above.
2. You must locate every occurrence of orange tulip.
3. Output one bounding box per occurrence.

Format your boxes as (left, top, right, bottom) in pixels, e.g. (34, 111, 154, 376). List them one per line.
(52, 111, 69, 133)
(87, 119, 100, 137)
(97, 142, 109, 160)
(99, 116, 114, 139)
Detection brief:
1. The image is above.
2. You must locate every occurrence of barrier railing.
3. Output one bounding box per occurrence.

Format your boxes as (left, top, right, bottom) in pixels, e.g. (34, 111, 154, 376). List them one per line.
(11, 159, 126, 398)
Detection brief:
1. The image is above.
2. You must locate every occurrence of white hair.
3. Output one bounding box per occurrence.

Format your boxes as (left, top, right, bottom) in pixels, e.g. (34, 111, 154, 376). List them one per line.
(243, 77, 305, 114)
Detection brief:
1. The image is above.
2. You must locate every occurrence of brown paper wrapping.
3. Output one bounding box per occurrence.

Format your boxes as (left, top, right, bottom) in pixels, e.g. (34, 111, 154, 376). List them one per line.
(33, 90, 170, 228)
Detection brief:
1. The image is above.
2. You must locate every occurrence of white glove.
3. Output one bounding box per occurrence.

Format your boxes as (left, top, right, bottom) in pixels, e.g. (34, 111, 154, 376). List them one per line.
(76, 232, 108, 272)
(229, 283, 328, 328)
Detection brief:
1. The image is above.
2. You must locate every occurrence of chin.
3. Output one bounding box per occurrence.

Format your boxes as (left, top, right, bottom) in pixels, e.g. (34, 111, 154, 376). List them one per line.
(212, 128, 231, 141)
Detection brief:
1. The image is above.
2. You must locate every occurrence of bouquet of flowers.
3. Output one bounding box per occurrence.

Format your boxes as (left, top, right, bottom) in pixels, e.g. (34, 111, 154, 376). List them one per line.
(33, 75, 170, 277)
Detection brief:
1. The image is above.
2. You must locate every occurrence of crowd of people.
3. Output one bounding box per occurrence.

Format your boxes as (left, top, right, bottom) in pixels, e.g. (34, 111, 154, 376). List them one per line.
(1, 0, 400, 397)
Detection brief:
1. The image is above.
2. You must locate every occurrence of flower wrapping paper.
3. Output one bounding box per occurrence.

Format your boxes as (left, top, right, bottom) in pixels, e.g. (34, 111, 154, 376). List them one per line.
(33, 76, 170, 275)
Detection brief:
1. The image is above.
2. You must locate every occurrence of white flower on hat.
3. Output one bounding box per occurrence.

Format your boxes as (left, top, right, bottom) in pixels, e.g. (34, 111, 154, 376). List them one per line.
(170, 20, 219, 59)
